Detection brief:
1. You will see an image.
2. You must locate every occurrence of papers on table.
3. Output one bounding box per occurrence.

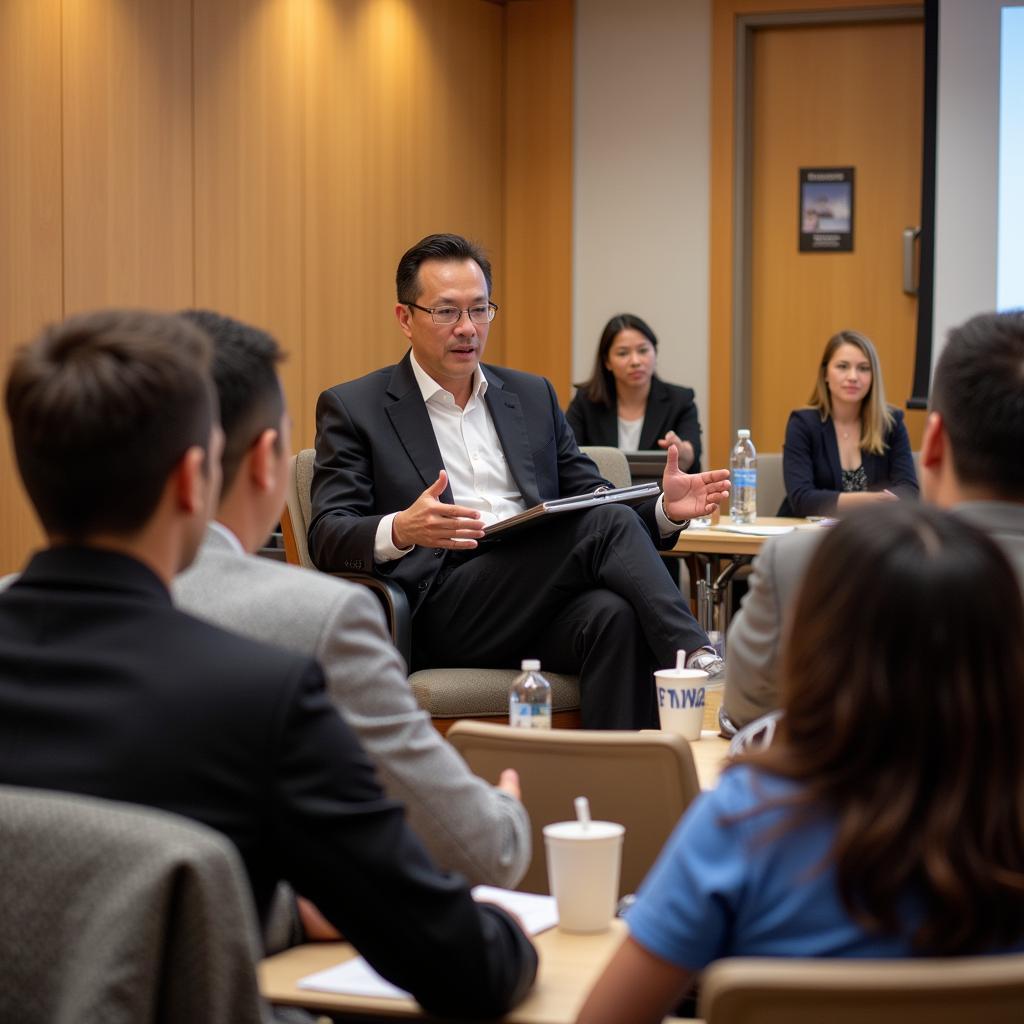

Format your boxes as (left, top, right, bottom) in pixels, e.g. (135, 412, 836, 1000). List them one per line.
(710, 523, 795, 537)
(298, 956, 410, 999)
(471, 885, 560, 935)
(296, 886, 559, 999)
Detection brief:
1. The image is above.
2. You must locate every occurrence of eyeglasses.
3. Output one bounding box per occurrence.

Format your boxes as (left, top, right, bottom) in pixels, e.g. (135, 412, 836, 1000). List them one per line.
(406, 301, 498, 326)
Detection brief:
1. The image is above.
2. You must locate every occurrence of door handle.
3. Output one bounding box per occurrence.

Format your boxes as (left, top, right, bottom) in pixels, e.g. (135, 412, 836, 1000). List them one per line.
(903, 226, 921, 295)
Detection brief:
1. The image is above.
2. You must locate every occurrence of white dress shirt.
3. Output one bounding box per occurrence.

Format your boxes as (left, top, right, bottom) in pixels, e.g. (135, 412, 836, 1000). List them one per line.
(375, 356, 526, 562)
(209, 519, 246, 555)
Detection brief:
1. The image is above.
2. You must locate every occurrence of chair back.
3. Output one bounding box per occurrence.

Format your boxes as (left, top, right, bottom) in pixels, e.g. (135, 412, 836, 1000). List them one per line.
(755, 452, 787, 518)
(0, 785, 268, 1024)
(700, 955, 1024, 1024)
(283, 448, 316, 569)
(447, 721, 699, 896)
(580, 445, 632, 489)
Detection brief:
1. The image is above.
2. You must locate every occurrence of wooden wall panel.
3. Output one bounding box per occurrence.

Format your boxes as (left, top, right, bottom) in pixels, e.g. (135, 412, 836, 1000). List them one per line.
(62, 0, 193, 312)
(302, 0, 504, 448)
(0, 0, 63, 572)
(0, 0, 564, 570)
(504, 0, 574, 405)
(193, 0, 305, 445)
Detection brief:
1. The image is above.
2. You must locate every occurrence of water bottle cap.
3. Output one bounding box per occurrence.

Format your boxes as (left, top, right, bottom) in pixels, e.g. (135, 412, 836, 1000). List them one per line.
(737, 429, 751, 439)
(521, 659, 541, 671)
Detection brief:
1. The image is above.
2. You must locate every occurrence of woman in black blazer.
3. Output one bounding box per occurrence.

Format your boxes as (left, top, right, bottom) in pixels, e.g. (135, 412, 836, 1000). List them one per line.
(780, 330, 919, 516)
(566, 313, 702, 472)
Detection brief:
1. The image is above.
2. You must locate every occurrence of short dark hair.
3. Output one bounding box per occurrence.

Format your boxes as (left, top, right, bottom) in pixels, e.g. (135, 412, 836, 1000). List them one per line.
(179, 310, 285, 493)
(395, 233, 493, 305)
(578, 313, 659, 406)
(5, 309, 214, 539)
(747, 503, 1024, 955)
(931, 310, 1024, 499)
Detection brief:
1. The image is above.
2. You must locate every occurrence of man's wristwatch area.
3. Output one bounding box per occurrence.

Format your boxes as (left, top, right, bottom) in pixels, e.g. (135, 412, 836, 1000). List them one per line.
(660, 493, 691, 530)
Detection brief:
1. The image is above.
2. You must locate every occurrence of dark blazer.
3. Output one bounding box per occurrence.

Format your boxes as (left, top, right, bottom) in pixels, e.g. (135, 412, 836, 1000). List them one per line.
(780, 406, 919, 517)
(0, 546, 535, 1018)
(309, 352, 676, 611)
(565, 376, 703, 472)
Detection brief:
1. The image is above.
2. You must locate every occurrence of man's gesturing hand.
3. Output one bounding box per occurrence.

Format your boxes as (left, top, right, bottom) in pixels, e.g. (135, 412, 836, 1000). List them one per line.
(391, 470, 486, 550)
(661, 445, 731, 522)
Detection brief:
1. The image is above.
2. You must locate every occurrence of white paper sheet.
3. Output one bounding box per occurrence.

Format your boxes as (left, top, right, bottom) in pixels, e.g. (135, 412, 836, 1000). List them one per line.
(298, 957, 409, 998)
(710, 524, 795, 536)
(296, 886, 559, 998)
(470, 885, 559, 935)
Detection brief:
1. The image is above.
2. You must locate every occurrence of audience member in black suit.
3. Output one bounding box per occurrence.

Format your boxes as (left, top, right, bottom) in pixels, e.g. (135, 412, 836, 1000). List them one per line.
(567, 312, 702, 471)
(780, 330, 918, 516)
(309, 235, 730, 730)
(0, 310, 536, 1019)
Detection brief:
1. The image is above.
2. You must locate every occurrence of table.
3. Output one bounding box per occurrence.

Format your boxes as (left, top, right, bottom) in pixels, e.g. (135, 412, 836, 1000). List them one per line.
(668, 516, 816, 558)
(690, 730, 730, 790)
(665, 516, 821, 634)
(260, 918, 704, 1023)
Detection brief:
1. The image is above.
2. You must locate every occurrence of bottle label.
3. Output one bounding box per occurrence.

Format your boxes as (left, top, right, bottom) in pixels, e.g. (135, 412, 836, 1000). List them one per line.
(732, 468, 757, 489)
(509, 702, 552, 729)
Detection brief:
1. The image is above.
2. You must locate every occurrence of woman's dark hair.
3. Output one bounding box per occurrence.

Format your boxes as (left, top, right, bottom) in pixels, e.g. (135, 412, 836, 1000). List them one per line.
(577, 313, 658, 406)
(742, 503, 1024, 955)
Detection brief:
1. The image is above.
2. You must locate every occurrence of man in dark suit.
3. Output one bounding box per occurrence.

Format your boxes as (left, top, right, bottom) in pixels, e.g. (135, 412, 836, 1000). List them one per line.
(0, 309, 536, 1018)
(309, 233, 730, 729)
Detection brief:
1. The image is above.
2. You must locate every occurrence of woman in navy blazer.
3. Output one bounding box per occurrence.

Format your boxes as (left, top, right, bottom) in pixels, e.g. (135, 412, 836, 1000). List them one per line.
(567, 313, 702, 472)
(780, 330, 918, 517)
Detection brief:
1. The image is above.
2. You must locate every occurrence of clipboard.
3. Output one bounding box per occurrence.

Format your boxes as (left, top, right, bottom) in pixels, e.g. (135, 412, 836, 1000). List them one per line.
(482, 482, 661, 540)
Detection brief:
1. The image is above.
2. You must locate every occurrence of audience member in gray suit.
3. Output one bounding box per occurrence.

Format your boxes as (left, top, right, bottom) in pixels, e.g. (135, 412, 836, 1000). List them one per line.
(724, 310, 1024, 730)
(173, 310, 529, 893)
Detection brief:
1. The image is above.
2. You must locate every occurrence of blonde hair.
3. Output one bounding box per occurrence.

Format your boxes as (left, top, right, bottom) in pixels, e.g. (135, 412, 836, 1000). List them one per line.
(808, 330, 894, 455)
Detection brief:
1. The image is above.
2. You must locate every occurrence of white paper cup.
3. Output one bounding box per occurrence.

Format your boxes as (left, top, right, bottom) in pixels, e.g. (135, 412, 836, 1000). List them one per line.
(655, 668, 708, 741)
(543, 820, 625, 933)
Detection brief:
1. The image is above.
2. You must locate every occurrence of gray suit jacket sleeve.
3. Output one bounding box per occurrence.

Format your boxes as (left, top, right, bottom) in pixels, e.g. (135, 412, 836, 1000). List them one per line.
(313, 582, 531, 887)
(722, 529, 823, 728)
(173, 538, 530, 889)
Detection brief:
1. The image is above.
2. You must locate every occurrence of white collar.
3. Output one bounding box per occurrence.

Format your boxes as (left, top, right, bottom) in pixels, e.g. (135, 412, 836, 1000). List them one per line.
(208, 520, 246, 555)
(409, 351, 488, 405)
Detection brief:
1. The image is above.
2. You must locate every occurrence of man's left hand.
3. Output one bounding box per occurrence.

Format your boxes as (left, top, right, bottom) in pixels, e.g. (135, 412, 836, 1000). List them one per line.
(661, 445, 730, 522)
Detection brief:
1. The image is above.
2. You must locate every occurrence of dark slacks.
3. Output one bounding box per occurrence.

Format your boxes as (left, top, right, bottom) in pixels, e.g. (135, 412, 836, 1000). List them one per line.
(411, 504, 708, 729)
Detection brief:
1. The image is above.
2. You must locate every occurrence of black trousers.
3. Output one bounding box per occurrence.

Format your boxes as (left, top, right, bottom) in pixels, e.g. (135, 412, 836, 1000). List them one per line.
(411, 504, 709, 729)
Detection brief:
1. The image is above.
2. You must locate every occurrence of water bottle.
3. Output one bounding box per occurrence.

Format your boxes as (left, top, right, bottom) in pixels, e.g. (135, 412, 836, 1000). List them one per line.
(509, 659, 552, 729)
(729, 429, 757, 523)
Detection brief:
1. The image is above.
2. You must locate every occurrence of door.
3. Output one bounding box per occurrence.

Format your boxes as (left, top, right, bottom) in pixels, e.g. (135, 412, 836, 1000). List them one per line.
(748, 17, 925, 453)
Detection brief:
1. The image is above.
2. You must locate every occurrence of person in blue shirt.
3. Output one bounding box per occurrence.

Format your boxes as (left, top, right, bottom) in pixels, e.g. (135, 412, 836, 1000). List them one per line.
(578, 502, 1024, 1024)
(780, 330, 918, 516)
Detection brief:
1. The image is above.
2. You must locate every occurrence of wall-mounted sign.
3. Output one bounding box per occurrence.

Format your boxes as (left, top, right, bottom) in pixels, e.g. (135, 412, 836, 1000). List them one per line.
(799, 167, 854, 252)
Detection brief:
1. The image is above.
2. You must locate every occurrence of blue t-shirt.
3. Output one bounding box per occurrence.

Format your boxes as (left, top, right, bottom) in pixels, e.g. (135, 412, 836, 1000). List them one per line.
(627, 765, 1023, 969)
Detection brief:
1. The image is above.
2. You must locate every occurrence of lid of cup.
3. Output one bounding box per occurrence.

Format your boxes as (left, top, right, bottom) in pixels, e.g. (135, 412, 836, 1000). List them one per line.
(653, 668, 708, 680)
(543, 820, 625, 841)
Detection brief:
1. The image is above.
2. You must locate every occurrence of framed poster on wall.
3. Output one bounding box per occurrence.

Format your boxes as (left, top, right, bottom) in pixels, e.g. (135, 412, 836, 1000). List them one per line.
(799, 167, 854, 252)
